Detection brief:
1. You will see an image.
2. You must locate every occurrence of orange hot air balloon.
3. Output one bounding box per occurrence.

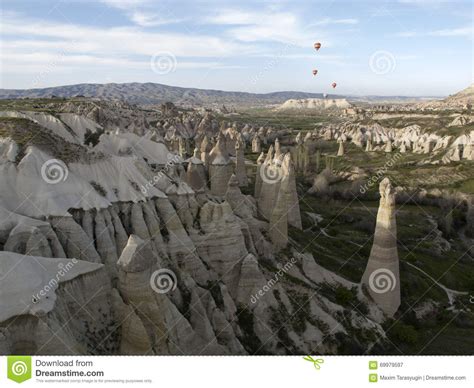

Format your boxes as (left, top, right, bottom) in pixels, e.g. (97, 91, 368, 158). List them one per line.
(314, 42, 321, 50)
(312, 69, 318, 76)
(332, 82, 337, 88)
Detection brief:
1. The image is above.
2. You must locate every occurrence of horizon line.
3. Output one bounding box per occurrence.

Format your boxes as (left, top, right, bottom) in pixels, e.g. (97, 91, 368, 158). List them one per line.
(0, 81, 448, 99)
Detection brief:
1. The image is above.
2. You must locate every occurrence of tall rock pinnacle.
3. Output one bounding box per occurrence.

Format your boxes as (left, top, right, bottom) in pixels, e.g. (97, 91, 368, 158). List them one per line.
(361, 178, 401, 318)
(209, 133, 233, 196)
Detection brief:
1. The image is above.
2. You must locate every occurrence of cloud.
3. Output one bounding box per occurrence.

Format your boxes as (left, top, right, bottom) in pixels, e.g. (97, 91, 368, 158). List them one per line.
(308, 18, 359, 26)
(205, 9, 263, 25)
(99, 0, 184, 27)
(99, 0, 149, 11)
(206, 8, 328, 47)
(252, 53, 346, 65)
(398, 0, 452, 5)
(430, 26, 473, 37)
(0, 10, 257, 88)
(1, 13, 254, 58)
(2, 51, 229, 74)
(395, 25, 472, 38)
(130, 11, 186, 27)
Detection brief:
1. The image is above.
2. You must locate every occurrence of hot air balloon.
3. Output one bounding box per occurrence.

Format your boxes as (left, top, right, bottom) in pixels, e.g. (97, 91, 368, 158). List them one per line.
(314, 42, 321, 50)
(312, 69, 318, 76)
(332, 82, 337, 88)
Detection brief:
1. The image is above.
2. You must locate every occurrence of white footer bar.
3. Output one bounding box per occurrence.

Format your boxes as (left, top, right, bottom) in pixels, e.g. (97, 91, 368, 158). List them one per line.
(1, 356, 472, 387)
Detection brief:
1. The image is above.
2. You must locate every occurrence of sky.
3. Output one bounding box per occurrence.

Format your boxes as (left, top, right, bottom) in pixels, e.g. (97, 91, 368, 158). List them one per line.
(0, 0, 472, 96)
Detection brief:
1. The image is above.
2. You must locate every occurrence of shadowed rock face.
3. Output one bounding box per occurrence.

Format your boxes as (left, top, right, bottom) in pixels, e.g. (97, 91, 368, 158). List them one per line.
(361, 178, 401, 318)
(186, 148, 208, 192)
(234, 140, 248, 187)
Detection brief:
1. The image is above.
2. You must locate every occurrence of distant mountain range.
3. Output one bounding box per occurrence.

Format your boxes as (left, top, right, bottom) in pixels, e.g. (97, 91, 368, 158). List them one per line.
(0, 82, 441, 106)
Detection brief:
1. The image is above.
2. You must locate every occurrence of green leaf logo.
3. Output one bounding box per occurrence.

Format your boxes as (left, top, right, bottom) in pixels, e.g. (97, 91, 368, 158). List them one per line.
(7, 356, 32, 383)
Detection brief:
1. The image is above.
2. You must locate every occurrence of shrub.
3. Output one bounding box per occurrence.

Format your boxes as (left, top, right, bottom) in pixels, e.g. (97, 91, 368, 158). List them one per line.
(390, 322, 418, 345)
(335, 286, 355, 306)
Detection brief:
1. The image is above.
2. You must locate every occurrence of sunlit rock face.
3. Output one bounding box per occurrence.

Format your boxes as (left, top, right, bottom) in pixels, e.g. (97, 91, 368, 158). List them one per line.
(209, 134, 234, 196)
(361, 178, 401, 318)
(257, 143, 302, 247)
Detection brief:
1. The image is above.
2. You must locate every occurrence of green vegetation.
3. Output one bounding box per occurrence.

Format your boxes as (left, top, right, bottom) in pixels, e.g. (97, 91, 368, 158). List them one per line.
(0, 117, 94, 163)
(388, 322, 419, 345)
(84, 127, 105, 147)
(221, 107, 334, 131)
(335, 286, 356, 306)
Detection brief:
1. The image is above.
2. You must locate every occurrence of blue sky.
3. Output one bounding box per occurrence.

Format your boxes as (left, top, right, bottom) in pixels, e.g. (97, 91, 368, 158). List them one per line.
(1, 0, 472, 96)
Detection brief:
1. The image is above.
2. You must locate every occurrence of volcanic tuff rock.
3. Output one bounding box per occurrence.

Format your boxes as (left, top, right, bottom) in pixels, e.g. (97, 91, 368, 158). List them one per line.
(276, 98, 352, 110)
(257, 143, 302, 243)
(0, 98, 403, 356)
(312, 120, 474, 164)
(361, 178, 401, 317)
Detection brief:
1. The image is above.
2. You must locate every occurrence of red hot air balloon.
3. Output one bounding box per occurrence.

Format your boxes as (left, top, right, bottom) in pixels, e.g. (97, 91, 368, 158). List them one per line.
(332, 82, 337, 88)
(314, 42, 321, 50)
(312, 69, 318, 76)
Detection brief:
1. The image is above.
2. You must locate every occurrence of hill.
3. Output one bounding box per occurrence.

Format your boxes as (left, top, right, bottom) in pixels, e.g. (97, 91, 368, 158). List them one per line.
(0, 82, 330, 107)
(0, 82, 434, 107)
